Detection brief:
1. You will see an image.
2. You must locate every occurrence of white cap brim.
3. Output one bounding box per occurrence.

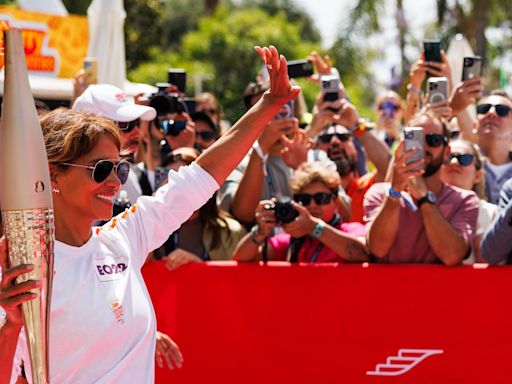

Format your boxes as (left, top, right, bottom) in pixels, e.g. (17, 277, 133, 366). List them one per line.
(114, 104, 156, 122)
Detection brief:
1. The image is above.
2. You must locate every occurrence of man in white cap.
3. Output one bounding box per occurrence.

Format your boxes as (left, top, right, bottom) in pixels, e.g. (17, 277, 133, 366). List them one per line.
(72, 84, 157, 205)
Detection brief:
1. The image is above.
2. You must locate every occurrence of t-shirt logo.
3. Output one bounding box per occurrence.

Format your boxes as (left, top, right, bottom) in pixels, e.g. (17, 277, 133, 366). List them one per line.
(94, 255, 129, 282)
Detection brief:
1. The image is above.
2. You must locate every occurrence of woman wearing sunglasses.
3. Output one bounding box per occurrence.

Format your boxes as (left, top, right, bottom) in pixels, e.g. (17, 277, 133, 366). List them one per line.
(0, 46, 299, 383)
(233, 162, 369, 263)
(441, 139, 498, 262)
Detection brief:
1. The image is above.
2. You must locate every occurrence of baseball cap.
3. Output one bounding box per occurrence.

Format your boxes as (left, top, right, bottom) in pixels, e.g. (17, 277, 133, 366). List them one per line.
(72, 84, 156, 122)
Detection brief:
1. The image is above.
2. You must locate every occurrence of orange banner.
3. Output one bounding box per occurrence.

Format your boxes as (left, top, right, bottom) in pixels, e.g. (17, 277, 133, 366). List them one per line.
(0, 6, 87, 78)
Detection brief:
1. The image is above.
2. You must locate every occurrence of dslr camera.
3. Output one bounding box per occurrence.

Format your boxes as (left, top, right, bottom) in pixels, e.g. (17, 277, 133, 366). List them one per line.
(149, 83, 189, 116)
(269, 198, 299, 224)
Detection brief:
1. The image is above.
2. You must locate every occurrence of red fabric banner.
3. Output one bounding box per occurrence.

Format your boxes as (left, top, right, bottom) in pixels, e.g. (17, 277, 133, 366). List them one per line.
(142, 261, 511, 383)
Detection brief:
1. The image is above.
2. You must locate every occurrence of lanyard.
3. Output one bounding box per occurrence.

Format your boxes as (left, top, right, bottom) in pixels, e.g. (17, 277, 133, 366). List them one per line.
(309, 213, 341, 263)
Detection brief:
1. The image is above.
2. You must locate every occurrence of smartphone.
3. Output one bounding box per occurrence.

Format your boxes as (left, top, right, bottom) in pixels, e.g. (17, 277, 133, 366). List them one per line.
(423, 40, 442, 63)
(461, 56, 482, 81)
(287, 59, 314, 78)
(321, 75, 340, 102)
(168, 68, 186, 93)
(83, 57, 98, 85)
(427, 77, 448, 104)
(404, 127, 425, 171)
(275, 101, 294, 119)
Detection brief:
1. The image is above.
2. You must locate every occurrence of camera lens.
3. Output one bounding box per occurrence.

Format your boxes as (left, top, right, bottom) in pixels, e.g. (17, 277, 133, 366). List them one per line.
(273, 198, 299, 224)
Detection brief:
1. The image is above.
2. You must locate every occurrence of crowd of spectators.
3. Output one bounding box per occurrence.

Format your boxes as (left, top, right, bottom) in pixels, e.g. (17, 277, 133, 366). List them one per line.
(62, 48, 512, 267)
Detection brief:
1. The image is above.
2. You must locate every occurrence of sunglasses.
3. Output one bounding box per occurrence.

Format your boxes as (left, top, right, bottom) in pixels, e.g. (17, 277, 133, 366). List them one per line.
(318, 133, 351, 144)
(198, 108, 218, 115)
(425, 133, 447, 148)
(476, 103, 512, 117)
(116, 119, 140, 133)
(61, 159, 131, 184)
(449, 153, 475, 167)
(196, 131, 217, 141)
(378, 102, 400, 111)
(293, 192, 335, 206)
(161, 120, 187, 136)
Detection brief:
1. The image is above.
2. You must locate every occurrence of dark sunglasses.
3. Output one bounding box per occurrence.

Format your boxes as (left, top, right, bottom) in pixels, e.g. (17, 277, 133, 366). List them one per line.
(161, 120, 187, 136)
(198, 108, 218, 115)
(61, 159, 131, 184)
(318, 133, 351, 144)
(116, 119, 140, 133)
(476, 103, 512, 117)
(425, 133, 447, 148)
(449, 153, 475, 167)
(196, 131, 217, 141)
(293, 192, 335, 206)
(378, 101, 400, 111)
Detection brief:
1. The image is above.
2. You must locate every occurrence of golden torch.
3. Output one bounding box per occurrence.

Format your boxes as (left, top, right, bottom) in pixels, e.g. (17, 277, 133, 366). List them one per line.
(0, 29, 54, 384)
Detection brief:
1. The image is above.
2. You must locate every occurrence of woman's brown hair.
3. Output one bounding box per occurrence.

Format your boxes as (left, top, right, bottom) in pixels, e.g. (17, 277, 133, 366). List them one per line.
(40, 108, 121, 165)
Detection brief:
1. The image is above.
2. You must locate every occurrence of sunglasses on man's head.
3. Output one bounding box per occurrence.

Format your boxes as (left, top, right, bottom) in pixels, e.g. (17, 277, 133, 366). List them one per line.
(61, 159, 131, 184)
(293, 192, 335, 206)
(196, 131, 217, 141)
(425, 133, 447, 148)
(476, 103, 512, 117)
(116, 119, 140, 133)
(449, 153, 475, 167)
(318, 133, 351, 144)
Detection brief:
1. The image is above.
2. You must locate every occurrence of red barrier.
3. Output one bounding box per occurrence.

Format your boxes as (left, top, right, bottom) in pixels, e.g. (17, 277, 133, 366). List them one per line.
(142, 261, 512, 383)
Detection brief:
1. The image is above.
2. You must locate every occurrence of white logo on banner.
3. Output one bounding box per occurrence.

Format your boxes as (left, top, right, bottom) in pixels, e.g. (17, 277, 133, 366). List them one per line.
(366, 348, 444, 376)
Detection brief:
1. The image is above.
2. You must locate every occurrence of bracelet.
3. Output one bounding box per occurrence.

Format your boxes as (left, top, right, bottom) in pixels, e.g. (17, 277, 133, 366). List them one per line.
(350, 120, 367, 138)
(250, 225, 266, 246)
(310, 220, 325, 239)
(407, 83, 422, 95)
(387, 186, 401, 200)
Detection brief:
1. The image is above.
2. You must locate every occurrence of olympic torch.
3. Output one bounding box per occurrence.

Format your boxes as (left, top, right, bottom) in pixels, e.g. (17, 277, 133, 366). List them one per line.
(0, 29, 54, 384)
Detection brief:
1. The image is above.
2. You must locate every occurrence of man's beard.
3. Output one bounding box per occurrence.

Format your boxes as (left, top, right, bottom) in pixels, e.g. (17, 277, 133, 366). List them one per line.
(329, 147, 357, 177)
(424, 150, 444, 177)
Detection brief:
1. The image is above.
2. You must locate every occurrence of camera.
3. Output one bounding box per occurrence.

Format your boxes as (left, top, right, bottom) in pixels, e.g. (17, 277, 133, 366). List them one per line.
(149, 83, 188, 116)
(273, 198, 299, 224)
(161, 119, 187, 136)
(321, 75, 340, 102)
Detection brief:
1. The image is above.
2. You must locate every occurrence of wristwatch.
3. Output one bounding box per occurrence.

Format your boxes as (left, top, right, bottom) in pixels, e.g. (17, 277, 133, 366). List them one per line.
(417, 191, 437, 208)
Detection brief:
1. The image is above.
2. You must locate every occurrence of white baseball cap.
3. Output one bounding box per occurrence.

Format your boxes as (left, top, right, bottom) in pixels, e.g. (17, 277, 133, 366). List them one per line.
(72, 84, 156, 122)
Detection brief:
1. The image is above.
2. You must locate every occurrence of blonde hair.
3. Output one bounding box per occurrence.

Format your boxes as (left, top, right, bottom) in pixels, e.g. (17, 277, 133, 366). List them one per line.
(449, 139, 486, 199)
(41, 108, 121, 165)
(290, 162, 340, 194)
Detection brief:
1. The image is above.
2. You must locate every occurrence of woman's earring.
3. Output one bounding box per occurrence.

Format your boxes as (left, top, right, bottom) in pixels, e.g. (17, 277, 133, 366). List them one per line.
(52, 188, 60, 194)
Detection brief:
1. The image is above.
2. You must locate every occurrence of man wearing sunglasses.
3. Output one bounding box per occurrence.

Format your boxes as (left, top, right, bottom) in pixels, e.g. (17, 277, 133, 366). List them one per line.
(315, 122, 390, 223)
(365, 112, 479, 265)
(475, 90, 512, 204)
(73, 84, 157, 204)
(191, 111, 220, 151)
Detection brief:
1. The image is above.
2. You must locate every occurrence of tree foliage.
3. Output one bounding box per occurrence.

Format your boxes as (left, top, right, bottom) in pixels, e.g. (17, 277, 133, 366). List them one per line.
(129, 4, 321, 121)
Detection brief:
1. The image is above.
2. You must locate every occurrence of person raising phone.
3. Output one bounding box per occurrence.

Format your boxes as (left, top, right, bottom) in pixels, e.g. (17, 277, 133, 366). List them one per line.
(364, 112, 479, 265)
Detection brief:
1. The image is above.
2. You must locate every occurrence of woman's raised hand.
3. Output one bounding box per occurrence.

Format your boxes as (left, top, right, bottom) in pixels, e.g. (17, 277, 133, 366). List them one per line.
(254, 45, 301, 104)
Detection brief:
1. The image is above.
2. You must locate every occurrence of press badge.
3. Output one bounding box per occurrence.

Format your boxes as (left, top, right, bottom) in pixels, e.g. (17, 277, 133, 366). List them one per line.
(94, 255, 129, 282)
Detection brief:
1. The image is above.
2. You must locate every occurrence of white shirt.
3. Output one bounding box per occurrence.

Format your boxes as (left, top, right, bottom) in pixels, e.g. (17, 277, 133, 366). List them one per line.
(13, 162, 218, 383)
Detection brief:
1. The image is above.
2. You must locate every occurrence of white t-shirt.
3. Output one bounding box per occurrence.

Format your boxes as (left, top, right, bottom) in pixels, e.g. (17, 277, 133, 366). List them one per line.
(12, 162, 218, 383)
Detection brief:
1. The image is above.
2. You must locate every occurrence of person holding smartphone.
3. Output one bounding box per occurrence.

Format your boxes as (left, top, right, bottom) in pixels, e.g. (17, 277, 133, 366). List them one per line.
(364, 112, 479, 265)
